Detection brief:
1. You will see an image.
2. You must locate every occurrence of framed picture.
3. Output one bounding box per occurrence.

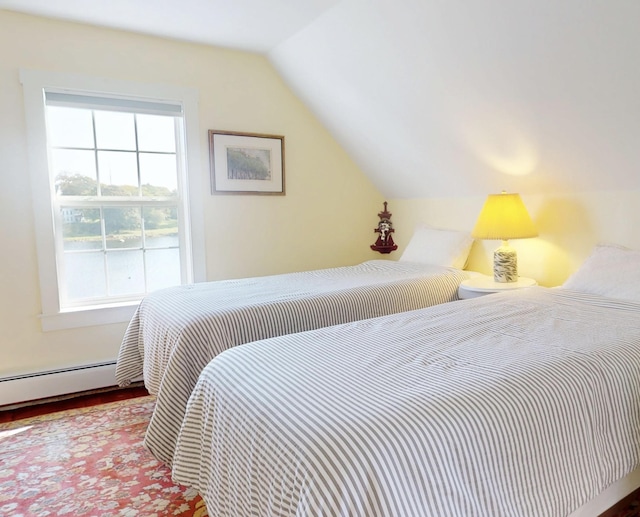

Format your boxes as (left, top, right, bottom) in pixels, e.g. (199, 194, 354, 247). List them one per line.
(209, 130, 285, 195)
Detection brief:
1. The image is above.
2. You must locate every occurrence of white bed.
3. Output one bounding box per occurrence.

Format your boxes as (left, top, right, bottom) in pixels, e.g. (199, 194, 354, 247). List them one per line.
(171, 251, 640, 517)
(116, 256, 470, 466)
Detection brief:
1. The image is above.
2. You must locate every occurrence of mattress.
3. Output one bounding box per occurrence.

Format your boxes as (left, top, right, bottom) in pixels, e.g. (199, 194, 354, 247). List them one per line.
(172, 287, 640, 517)
(115, 259, 468, 465)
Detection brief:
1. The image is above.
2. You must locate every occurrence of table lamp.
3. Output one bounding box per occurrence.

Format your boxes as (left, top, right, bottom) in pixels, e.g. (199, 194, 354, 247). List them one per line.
(471, 191, 538, 283)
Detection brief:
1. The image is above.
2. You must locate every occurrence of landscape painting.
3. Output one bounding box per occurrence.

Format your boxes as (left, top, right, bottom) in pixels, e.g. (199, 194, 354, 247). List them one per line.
(226, 147, 271, 181)
(209, 130, 285, 195)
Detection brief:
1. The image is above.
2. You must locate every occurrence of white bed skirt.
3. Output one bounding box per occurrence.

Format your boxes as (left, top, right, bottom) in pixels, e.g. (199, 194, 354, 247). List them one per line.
(570, 468, 640, 516)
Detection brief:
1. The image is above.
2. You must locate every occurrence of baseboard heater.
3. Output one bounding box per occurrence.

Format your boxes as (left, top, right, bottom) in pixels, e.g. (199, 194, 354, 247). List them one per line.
(0, 361, 124, 407)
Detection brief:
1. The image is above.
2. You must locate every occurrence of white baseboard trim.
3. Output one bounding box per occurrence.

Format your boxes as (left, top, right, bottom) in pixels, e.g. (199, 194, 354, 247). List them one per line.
(0, 362, 122, 407)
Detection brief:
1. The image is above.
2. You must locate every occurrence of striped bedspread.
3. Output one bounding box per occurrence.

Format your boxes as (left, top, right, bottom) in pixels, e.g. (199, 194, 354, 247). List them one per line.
(115, 260, 468, 465)
(172, 287, 640, 517)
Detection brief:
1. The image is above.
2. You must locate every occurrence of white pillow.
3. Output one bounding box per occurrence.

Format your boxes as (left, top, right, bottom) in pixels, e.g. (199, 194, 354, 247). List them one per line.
(562, 243, 640, 302)
(399, 224, 474, 269)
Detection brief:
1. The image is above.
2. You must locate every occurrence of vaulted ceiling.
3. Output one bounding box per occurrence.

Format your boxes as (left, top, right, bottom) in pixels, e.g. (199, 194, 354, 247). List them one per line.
(2, 0, 640, 198)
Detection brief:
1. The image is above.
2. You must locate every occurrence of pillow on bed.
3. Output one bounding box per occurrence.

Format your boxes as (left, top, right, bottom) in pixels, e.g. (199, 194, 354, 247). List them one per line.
(562, 243, 640, 302)
(399, 224, 474, 269)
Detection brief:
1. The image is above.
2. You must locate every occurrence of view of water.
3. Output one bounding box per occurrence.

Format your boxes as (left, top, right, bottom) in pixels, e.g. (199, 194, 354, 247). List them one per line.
(62, 235, 180, 301)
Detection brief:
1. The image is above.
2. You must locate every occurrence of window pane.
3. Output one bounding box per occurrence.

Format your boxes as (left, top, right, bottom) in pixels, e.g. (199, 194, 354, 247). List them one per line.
(63, 251, 107, 300)
(60, 207, 102, 251)
(46, 106, 95, 148)
(105, 234, 143, 249)
(107, 250, 145, 296)
(94, 110, 136, 151)
(52, 149, 98, 196)
(97, 151, 139, 194)
(104, 207, 142, 249)
(143, 207, 179, 248)
(146, 248, 181, 291)
(140, 153, 178, 195)
(36, 85, 195, 314)
(137, 114, 176, 152)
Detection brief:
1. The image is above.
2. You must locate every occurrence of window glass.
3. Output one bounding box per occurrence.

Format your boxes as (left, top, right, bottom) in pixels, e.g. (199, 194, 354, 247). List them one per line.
(63, 251, 107, 300)
(45, 97, 183, 306)
(46, 106, 95, 148)
(60, 207, 102, 251)
(52, 150, 98, 196)
(104, 207, 142, 249)
(146, 248, 181, 291)
(21, 69, 204, 329)
(139, 153, 178, 194)
(143, 207, 178, 248)
(97, 150, 139, 194)
(107, 250, 145, 296)
(137, 114, 176, 153)
(94, 110, 136, 151)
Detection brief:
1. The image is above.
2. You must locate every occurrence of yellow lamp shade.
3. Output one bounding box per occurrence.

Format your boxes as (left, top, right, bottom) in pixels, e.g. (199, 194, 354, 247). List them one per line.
(472, 192, 538, 240)
(472, 192, 537, 283)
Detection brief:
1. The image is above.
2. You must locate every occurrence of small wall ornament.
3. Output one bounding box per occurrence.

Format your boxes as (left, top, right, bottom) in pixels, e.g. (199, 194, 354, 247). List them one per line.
(371, 201, 398, 254)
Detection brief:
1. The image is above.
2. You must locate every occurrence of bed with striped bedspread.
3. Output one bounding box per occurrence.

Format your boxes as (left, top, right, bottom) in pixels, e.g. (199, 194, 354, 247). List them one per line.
(172, 287, 640, 517)
(115, 260, 468, 466)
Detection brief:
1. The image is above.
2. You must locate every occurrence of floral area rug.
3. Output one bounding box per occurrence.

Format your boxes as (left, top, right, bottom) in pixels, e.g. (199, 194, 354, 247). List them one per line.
(0, 396, 207, 517)
(3, 395, 640, 517)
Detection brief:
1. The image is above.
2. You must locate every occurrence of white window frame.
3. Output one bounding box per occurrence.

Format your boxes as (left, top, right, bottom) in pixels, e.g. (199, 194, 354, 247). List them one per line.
(21, 69, 206, 331)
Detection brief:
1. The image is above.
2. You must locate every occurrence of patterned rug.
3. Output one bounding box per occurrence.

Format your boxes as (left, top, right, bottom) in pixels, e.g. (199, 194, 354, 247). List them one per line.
(0, 396, 207, 517)
(2, 395, 640, 517)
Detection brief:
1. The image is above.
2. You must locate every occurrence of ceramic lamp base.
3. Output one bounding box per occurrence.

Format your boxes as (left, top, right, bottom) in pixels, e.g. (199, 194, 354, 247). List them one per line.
(493, 242, 518, 283)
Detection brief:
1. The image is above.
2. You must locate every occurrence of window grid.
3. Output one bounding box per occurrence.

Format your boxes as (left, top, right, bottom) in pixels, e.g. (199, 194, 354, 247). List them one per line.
(47, 105, 183, 309)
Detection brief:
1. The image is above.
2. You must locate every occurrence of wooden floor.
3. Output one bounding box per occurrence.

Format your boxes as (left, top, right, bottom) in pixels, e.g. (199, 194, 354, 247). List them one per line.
(602, 491, 640, 517)
(0, 383, 149, 423)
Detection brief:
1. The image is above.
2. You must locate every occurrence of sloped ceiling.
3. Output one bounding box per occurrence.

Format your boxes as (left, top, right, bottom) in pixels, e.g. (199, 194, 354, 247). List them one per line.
(2, 0, 640, 197)
(0, 0, 342, 52)
(270, 0, 640, 197)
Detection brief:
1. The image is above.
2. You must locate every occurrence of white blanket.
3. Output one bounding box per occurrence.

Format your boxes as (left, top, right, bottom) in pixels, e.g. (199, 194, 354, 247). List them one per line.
(115, 260, 468, 465)
(173, 287, 640, 517)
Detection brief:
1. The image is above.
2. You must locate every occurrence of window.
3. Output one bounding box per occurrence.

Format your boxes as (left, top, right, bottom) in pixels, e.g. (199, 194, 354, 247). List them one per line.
(47, 93, 184, 306)
(21, 70, 205, 331)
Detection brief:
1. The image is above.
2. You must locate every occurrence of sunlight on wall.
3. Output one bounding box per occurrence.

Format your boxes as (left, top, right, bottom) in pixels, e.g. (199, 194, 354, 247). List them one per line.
(390, 191, 640, 288)
(454, 101, 539, 177)
(481, 140, 538, 177)
(467, 238, 572, 287)
(462, 238, 563, 287)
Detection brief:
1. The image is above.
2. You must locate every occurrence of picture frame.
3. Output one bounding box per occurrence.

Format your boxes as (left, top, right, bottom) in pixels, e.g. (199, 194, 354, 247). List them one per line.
(209, 130, 285, 195)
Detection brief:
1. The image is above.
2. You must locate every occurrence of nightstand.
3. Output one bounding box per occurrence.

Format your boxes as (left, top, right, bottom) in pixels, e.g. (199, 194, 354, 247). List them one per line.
(458, 274, 537, 300)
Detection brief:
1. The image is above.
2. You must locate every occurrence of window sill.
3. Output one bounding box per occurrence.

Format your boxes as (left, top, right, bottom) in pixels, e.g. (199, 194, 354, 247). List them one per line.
(40, 302, 139, 332)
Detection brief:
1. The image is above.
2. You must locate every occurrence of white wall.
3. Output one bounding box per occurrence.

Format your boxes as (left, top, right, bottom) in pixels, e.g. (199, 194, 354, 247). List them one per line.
(0, 10, 383, 382)
(390, 191, 640, 287)
(268, 0, 640, 287)
(271, 0, 640, 200)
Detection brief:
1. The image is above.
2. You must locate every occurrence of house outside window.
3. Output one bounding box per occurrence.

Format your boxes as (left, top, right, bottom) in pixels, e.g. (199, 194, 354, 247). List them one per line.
(21, 70, 205, 331)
